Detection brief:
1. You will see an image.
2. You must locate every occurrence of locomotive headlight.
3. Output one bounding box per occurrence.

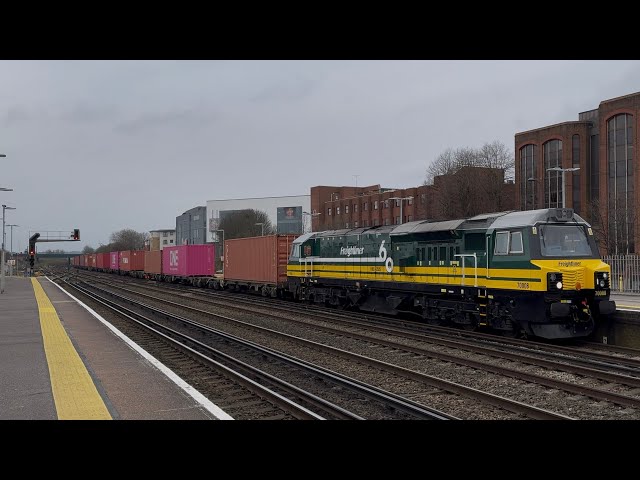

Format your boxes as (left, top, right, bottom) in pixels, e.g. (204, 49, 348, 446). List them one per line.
(603, 273, 608, 280)
(548, 272, 563, 291)
(599, 280, 606, 288)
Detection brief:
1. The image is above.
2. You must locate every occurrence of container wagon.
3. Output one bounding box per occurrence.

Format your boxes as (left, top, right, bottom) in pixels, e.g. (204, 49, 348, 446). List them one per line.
(220, 234, 297, 297)
(109, 251, 120, 272)
(119, 250, 145, 276)
(161, 244, 214, 287)
(96, 252, 110, 272)
(144, 250, 163, 280)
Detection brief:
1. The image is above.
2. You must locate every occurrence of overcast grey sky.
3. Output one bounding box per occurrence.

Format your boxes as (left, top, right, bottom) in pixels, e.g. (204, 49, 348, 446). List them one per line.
(1, 60, 639, 252)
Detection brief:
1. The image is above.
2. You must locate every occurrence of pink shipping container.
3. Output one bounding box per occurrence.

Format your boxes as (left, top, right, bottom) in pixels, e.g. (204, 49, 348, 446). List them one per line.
(162, 244, 214, 277)
(96, 253, 109, 269)
(109, 251, 120, 270)
(144, 250, 162, 275)
(119, 250, 145, 271)
(224, 234, 297, 285)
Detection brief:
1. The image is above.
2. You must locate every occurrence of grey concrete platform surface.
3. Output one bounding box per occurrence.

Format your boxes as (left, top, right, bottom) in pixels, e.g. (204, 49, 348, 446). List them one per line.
(0, 277, 56, 419)
(1, 276, 216, 420)
(611, 293, 640, 310)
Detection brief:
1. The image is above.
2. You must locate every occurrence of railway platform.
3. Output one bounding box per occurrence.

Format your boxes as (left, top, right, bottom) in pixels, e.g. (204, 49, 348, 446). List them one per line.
(611, 293, 640, 311)
(0, 276, 224, 420)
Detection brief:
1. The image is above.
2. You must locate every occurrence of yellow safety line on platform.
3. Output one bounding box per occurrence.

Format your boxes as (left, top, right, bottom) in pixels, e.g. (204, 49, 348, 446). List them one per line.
(31, 278, 112, 420)
(617, 304, 640, 309)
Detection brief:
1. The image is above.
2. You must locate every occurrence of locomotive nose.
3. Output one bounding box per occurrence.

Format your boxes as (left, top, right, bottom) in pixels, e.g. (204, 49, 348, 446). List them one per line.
(559, 267, 585, 291)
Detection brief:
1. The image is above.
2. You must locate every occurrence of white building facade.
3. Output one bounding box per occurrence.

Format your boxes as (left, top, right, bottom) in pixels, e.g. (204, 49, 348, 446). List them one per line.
(206, 195, 310, 242)
(148, 229, 176, 250)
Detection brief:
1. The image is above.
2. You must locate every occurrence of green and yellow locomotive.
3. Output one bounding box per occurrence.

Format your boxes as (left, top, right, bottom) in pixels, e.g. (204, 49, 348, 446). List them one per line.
(287, 208, 615, 339)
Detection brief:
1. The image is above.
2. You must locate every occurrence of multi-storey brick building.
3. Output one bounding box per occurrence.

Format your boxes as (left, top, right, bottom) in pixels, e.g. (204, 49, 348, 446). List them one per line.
(310, 168, 515, 231)
(515, 91, 640, 254)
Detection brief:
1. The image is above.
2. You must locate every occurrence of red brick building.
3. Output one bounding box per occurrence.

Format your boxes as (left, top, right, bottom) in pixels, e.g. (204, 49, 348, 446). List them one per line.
(310, 168, 515, 232)
(515, 91, 640, 254)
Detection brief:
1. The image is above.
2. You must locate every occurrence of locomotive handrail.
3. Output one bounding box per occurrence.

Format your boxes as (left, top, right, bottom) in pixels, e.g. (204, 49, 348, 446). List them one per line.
(303, 256, 320, 277)
(454, 253, 477, 287)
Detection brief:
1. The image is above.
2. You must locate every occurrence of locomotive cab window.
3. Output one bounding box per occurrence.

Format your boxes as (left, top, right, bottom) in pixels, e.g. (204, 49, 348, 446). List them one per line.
(494, 231, 509, 255)
(509, 231, 523, 254)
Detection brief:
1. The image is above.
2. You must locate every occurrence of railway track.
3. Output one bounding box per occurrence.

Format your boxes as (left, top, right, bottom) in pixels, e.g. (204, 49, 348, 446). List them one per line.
(52, 275, 456, 420)
(68, 274, 580, 419)
(57, 269, 640, 418)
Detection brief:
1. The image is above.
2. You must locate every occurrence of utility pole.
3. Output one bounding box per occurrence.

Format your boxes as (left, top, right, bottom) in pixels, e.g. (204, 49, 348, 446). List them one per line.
(546, 167, 580, 208)
(1, 204, 16, 293)
(388, 196, 413, 225)
(7, 224, 18, 277)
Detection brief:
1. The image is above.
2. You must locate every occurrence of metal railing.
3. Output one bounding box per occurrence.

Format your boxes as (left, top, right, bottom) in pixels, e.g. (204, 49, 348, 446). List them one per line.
(603, 255, 640, 293)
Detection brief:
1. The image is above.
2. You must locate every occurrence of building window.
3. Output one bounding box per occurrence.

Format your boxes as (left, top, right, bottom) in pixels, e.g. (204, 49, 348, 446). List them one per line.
(364, 219, 368, 227)
(384, 218, 389, 226)
(520, 144, 536, 210)
(572, 134, 581, 215)
(373, 218, 379, 226)
(607, 113, 634, 253)
(395, 199, 401, 207)
(374, 201, 378, 210)
(354, 221, 358, 228)
(337, 206, 340, 215)
(384, 200, 389, 208)
(345, 205, 349, 214)
(544, 139, 563, 208)
(354, 204, 358, 213)
(170, 239, 174, 244)
(364, 202, 368, 211)
(421, 194, 426, 204)
(345, 222, 349, 228)
(328, 208, 332, 216)
(163, 240, 168, 245)
(408, 215, 413, 222)
(590, 134, 600, 203)
(408, 197, 413, 205)
(395, 216, 400, 224)
(163, 232, 168, 237)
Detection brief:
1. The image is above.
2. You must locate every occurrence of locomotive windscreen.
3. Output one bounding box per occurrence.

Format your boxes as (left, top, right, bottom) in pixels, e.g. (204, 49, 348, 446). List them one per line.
(539, 224, 593, 257)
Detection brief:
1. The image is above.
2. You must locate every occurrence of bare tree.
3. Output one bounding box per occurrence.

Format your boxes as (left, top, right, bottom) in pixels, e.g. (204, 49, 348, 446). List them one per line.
(95, 243, 110, 254)
(219, 209, 275, 239)
(426, 140, 513, 220)
(109, 229, 147, 251)
(82, 245, 95, 254)
(587, 197, 638, 255)
(424, 147, 477, 185)
(477, 140, 515, 181)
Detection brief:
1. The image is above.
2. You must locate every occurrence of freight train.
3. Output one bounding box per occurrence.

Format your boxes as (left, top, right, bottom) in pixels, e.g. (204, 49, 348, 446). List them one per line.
(72, 208, 615, 340)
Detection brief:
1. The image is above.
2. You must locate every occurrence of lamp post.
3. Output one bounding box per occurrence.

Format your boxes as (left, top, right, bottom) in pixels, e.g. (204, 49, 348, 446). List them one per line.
(388, 196, 413, 225)
(302, 211, 321, 233)
(546, 167, 580, 208)
(1, 204, 16, 294)
(526, 178, 537, 210)
(212, 229, 225, 275)
(7, 225, 17, 277)
(255, 223, 264, 236)
(6, 224, 18, 255)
